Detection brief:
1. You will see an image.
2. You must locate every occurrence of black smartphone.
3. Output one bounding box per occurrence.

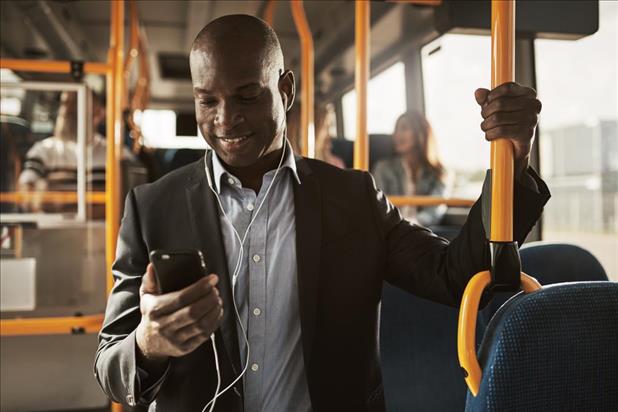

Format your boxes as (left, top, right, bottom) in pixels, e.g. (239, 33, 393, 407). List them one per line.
(149, 249, 207, 294)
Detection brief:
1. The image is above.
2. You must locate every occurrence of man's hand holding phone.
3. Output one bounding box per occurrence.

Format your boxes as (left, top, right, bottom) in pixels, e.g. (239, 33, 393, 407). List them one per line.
(135, 263, 224, 363)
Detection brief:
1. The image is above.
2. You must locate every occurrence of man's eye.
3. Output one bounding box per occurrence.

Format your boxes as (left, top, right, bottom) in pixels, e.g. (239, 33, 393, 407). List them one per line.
(199, 99, 217, 107)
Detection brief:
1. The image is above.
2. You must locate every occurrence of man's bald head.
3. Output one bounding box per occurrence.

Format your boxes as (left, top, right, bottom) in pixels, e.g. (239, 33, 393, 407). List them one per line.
(190, 14, 284, 76)
(188, 14, 295, 169)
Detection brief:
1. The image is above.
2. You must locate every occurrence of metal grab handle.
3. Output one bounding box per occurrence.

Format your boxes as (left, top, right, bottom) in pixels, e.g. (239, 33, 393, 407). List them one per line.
(458, 270, 541, 396)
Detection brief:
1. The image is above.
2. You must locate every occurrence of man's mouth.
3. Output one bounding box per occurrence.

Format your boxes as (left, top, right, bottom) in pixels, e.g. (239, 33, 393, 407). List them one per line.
(219, 135, 249, 143)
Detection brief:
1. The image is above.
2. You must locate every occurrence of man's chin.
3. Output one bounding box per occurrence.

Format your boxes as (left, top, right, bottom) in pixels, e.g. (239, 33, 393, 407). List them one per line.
(215, 150, 258, 169)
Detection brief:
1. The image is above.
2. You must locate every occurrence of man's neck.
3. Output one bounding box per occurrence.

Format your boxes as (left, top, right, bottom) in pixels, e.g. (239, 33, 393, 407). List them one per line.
(224, 147, 284, 193)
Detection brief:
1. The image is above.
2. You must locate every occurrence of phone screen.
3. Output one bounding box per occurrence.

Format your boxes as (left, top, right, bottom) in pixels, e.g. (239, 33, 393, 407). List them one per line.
(149, 250, 207, 294)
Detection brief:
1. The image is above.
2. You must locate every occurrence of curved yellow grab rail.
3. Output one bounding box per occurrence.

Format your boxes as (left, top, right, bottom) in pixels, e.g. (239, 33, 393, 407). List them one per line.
(0, 314, 104, 336)
(458, 270, 541, 396)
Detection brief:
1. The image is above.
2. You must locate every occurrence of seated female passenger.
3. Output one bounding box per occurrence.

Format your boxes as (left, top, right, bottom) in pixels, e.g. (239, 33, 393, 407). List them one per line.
(372, 110, 447, 226)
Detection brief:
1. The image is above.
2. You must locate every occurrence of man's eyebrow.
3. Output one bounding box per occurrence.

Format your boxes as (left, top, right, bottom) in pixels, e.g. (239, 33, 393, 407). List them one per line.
(193, 83, 261, 95)
(235, 82, 261, 92)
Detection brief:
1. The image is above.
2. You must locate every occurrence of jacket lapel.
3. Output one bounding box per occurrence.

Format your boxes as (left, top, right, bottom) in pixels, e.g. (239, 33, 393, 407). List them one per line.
(293, 157, 322, 368)
(185, 155, 241, 374)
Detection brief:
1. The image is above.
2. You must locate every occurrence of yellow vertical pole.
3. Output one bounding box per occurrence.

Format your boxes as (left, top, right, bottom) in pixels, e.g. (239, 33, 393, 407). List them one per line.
(290, 0, 315, 158)
(489, 0, 515, 242)
(123, 0, 139, 110)
(107, 4, 125, 412)
(353, 0, 369, 171)
(264, 0, 276, 26)
(106, 0, 125, 290)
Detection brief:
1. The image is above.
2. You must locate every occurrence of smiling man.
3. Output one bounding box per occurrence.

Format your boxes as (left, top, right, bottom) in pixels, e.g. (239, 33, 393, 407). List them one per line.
(95, 14, 550, 412)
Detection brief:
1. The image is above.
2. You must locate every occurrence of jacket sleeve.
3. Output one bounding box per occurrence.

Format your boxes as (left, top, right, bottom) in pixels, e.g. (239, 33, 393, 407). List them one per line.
(369, 167, 550, 307)
(93, 189, 169, 407)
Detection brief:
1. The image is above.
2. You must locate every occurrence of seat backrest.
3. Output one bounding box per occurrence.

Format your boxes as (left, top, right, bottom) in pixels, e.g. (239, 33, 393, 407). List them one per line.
(479, 242, 608, 328)
(380, 283, 474, 411)
(369, 133, 395, 171)
(381, 243, 610, 412)
(330, 138, 353, 168)
(466, 281, 618, 412)
(329, 134, 395, 170)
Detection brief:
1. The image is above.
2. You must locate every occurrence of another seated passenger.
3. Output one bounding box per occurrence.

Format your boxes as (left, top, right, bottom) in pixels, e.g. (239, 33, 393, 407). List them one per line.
(18, 92, 107, 196)
(372, 110, 447, 226)
(16, 91, 130, 215)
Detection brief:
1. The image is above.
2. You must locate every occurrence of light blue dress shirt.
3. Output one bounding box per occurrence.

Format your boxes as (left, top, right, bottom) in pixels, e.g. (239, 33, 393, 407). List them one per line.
(211, 144, 312, 412)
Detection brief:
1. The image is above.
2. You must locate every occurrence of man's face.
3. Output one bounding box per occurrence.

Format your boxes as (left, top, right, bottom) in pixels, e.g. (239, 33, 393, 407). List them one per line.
(190, 39, 293, 168)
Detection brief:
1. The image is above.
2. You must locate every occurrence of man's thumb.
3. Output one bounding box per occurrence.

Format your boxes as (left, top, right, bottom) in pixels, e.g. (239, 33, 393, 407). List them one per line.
(475, 88, 490, 106)
(140, 263, 161, 296)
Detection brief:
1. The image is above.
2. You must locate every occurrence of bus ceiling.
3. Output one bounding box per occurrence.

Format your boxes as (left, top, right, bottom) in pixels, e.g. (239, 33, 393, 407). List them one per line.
(0, 0, 599, 106)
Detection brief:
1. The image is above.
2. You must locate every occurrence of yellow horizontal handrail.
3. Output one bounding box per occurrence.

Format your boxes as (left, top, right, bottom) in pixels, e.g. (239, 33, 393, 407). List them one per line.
(389, 196, 475, 208)
(0, 59, 111, 75)
(0, 314, 104, 336)
(458, 270, 541, 396)
(0, 191, 107, 204)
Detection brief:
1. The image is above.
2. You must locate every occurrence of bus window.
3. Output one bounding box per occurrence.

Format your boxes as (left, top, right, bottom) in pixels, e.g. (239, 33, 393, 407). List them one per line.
(1, 86, 86, 219)
(0, 83, 107, 316)
(421, 34, 491, 199)
(141, 108, 207, 149)
(535, 1, 618, 280)
(341, 61, 406, 139)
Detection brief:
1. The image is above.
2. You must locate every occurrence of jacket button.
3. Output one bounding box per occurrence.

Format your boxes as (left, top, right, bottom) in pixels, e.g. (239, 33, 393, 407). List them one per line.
(126, 394, 136, 406)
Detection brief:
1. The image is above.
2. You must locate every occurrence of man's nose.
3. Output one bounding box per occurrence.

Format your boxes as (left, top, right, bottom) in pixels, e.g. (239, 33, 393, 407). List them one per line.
(214, 101, 244, 131)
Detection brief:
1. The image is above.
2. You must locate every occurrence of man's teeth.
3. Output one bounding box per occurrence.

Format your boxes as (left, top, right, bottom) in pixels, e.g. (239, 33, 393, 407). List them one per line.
(222, 136, 248, 143)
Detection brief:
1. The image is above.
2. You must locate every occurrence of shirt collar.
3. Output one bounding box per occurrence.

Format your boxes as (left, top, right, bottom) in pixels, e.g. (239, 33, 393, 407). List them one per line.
(209, 141, 301, 194)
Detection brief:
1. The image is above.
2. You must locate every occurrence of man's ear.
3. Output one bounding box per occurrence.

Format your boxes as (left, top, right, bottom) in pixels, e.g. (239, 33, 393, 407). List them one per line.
(278, 70, 295, 112)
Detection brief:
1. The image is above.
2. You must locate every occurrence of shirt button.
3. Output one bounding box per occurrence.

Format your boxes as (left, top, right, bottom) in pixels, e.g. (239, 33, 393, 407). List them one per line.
(252, 254, 261, 263)
(227, 177, 235, 185)
(253, 307, 261, 316)
(126, 394, 135, 406)
(247, 203, 254, 211)
(251, 363, 259, 372)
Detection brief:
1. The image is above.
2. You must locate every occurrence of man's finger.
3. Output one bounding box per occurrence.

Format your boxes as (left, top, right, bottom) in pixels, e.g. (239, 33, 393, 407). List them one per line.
(486, 82, 536, 103)
(150, 274, 219, 318)
(140, 263, 160, 297)
(475, 88, 490, 106)
(172, 304, 223, 343)
(177, 331, 211, 355)
(481, 111, 538, 133)
(481, 96, 541, 119)
(158, 287, 222, 330)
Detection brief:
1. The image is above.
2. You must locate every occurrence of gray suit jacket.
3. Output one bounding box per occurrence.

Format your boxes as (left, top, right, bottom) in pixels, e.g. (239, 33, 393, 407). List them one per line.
(94, 155, 550, 411)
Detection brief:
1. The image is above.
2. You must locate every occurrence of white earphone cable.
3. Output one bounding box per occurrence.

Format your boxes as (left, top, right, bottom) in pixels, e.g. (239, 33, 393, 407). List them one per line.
(202, 139, 288, 411)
